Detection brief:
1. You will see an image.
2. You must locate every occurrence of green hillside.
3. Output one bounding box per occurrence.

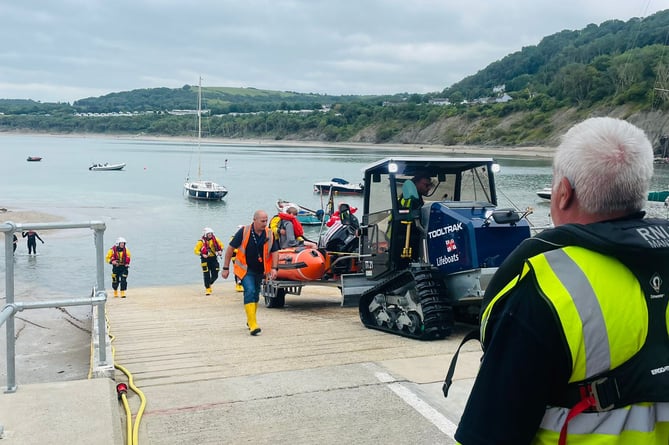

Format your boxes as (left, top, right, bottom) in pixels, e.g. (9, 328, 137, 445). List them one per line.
(68, 85, 390, 114)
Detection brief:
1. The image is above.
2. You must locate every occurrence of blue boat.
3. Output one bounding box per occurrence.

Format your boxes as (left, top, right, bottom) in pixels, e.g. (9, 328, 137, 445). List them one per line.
(276, 199, 330, 226)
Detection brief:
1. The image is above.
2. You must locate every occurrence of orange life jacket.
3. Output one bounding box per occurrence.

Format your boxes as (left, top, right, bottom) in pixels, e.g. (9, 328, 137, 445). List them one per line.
(278, 213, 304, 237)
(233, 225, 273, 280)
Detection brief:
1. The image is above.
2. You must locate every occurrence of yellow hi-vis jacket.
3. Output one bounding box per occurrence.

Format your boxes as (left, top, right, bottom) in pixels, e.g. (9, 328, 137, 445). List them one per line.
(106, 245, 131, 266)
(482, 245, 669, 444)
(194, 236, 223, 258)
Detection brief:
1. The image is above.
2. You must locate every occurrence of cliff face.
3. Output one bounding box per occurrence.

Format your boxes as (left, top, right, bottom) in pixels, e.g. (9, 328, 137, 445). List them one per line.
(348, 106, 669, 151)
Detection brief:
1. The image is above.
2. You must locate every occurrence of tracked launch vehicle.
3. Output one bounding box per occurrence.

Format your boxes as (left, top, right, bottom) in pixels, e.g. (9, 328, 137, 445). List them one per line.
(262, 156, 533, 340)
(342, 157, 532, 339)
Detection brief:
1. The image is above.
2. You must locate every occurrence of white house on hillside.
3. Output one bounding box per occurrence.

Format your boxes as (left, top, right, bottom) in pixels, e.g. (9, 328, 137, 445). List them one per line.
(495, 93, 513, 103)
(429, 98, 451, 105)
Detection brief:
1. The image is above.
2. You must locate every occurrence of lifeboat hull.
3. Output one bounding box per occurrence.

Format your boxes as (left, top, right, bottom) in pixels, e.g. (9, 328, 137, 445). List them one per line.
(276, 247, 326, 281)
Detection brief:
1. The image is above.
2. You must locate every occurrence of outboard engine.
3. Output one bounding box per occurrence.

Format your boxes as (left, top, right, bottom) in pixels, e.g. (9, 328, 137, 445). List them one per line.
(321, 204, 359, 252)
(320, 203, 360, 275)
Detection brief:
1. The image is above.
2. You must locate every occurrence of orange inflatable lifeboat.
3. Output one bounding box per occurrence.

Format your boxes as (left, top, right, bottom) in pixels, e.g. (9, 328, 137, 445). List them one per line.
(276, 247, 326, 281)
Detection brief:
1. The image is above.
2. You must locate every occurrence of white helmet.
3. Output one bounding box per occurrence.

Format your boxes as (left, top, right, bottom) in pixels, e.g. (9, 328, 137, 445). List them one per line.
(116, 237, 127, 245)
(282, 203, 299, 214)
(203, 227, 214, 237)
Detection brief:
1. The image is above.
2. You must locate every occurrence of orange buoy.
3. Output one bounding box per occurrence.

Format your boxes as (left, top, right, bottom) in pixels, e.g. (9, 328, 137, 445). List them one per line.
(276, 247, 326, 281)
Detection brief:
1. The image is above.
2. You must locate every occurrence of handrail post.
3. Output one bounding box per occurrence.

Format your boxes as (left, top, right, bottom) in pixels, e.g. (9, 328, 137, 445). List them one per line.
(4, 223, 17, 392)
(93, 224, 106, 294)
(93, 223, 108, 365)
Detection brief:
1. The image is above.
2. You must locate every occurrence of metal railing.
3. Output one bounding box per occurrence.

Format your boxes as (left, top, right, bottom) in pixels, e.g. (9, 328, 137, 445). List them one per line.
(1, 220, 109, 393)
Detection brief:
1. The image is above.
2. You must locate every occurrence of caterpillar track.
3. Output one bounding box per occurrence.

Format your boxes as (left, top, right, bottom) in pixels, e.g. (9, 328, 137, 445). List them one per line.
(358, 266, 453, 340)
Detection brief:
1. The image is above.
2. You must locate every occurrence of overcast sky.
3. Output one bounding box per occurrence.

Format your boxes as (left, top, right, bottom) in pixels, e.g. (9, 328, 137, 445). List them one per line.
(1, 0, 668, 103)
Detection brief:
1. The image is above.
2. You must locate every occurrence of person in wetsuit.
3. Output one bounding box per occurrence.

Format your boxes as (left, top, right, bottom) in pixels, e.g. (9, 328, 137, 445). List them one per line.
(21, 230, 44, 255)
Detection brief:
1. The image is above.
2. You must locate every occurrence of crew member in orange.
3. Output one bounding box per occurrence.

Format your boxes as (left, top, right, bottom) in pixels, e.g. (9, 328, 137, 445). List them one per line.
(221, 210, 279, 335)
(106, 237, 131, 298)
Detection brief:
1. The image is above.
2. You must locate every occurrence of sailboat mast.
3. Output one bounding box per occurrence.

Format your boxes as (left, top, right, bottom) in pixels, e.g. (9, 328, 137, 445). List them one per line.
(197, 77, 202, 179)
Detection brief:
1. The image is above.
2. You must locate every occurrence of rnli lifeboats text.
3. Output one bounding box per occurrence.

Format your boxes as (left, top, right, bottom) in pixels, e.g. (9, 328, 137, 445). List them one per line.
(436, 253, 460, 266)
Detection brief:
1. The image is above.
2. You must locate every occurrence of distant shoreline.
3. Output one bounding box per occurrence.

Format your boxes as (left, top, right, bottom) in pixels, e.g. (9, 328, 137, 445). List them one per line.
(0, 130, 556, 159)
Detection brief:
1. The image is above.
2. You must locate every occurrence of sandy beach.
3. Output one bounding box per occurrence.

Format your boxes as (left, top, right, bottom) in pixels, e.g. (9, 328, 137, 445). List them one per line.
(0, 208, 66, 224)
(4, 130, 557, 159)
(131, 134, 557, 158)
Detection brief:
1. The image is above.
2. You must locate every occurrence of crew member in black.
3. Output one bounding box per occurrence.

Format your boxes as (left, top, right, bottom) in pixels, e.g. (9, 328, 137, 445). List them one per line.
(221, 210, 279, 335)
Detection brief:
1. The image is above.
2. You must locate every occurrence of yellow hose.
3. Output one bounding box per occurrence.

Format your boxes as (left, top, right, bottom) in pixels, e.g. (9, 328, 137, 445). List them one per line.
(106, 312, 147, 445)
(115, 361, 147, 445)
(119, 392, 133, 445)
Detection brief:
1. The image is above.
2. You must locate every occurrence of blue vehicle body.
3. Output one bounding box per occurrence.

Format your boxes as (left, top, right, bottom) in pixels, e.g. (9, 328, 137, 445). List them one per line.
(425, 202, 530, 275)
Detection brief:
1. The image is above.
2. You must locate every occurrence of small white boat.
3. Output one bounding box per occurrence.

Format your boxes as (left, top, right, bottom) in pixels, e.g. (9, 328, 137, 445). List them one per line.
(89, 162, 126, 171)
(313, 177, 363, 195)
(536, 186, 552, 200)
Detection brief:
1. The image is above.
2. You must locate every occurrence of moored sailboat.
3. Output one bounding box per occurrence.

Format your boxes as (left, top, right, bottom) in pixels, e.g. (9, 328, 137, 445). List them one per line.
(184, 78, 227, 201)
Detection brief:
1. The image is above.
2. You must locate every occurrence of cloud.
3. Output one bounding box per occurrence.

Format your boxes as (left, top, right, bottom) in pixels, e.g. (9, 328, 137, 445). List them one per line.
(0, 0, 667, 102)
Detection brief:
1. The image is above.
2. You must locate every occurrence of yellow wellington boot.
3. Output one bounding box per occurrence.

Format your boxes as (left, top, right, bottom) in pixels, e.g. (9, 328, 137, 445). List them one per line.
(113, 289, 119, 298)
(205, 287, 212, 295)
(244, 303, 261, 336)
(235, 282, 243, 292)
(120, 290, 126, 298)
(253, 302, 262, 333)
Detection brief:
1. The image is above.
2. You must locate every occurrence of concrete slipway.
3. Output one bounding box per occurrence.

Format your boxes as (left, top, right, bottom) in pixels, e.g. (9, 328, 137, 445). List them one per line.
(0, 282, 481, 444)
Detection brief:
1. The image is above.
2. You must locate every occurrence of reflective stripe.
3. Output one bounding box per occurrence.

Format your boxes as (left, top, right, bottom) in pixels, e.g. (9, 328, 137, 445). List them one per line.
(481, 263, 531, 344)
(233, 226, 251, 279)
(543, 249, 611, 376)
(540, 403, 669, 435)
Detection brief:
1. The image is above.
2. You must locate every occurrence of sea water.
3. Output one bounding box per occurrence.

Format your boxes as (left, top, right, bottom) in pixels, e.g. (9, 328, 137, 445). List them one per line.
(0, 134, 667, 299)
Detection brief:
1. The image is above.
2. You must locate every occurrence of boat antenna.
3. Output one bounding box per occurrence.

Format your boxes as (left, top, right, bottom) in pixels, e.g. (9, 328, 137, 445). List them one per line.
(197, 76, 202, 180)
